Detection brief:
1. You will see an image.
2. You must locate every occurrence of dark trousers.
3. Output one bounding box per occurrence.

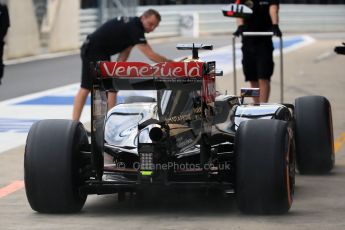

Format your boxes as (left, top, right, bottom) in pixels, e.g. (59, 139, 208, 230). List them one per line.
(0, 41, 4, 84)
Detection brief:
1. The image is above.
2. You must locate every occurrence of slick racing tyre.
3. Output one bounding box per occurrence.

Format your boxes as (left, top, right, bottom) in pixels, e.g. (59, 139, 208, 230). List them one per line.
(295, 96, 334, 174)
(236, 120, 295, 214)
(24, 119, 88, 213)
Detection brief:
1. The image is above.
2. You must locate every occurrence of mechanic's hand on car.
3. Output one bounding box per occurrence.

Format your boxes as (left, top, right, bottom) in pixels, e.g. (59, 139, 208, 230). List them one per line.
(272, 24, 282, 37)
(233, 25, 246, 37)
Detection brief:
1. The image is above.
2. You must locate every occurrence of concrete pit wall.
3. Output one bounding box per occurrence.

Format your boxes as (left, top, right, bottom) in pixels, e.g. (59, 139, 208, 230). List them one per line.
(5, 0, 40, 59)
(45, 0, 80, 52)
(4, 0, 80, 60)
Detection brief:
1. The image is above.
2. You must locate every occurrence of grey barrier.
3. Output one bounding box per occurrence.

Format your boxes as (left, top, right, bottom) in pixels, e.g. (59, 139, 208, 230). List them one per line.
(80, 4, 345, 43)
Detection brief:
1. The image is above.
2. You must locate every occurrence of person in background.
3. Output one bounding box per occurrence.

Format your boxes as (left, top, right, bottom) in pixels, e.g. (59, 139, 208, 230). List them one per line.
(233, 0, 282, 103)
(0, 1, 10, 85)
(73, 9, 172, 121)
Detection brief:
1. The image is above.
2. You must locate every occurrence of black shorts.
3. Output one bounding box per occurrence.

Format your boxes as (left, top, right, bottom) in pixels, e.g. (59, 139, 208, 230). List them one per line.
(80, 42, 110, 90)
(241, 40, 274, 82)
(0, 41, 4, 81)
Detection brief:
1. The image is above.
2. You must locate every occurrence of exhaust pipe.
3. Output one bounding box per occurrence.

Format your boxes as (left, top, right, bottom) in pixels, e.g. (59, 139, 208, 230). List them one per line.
(149, 125, 167, 142)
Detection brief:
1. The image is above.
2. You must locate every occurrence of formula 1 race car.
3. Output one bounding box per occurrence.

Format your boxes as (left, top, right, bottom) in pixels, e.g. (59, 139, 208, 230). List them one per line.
(24, 44, 334, 214)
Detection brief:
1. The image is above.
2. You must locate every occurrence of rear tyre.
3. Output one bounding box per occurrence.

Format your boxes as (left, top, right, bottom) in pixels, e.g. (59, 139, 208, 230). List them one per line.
(24, 119, 88, 213)
(236, 120, 295, 214)
(295, 96, 334, 174)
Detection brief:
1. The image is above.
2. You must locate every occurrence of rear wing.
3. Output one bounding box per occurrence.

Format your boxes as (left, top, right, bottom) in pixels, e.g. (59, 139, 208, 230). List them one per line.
(94, 61, 214, 91)
(91, 61, 217, 179)
(221, 0, 253, 18)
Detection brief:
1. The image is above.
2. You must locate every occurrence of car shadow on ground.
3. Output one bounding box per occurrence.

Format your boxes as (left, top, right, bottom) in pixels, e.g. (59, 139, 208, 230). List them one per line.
(79, 166, 345, 217)
(81, 189, 239, 217)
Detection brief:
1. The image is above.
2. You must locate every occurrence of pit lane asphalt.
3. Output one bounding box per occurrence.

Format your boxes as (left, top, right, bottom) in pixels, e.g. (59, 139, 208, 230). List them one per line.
(1, 33, 345, 230)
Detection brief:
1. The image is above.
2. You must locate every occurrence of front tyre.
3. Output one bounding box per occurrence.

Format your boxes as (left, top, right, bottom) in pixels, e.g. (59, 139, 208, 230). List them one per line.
(236, 120, 295, 214)
(24, 119, 88, 213)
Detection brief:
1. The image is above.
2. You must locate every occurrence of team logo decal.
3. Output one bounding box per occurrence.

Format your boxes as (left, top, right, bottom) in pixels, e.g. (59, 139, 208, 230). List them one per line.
(100, 62, 205, 78)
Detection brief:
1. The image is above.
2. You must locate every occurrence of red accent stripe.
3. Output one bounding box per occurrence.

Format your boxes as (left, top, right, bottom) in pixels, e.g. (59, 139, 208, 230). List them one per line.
(0, 181, 24, 198)
(227, 11, 235, 16)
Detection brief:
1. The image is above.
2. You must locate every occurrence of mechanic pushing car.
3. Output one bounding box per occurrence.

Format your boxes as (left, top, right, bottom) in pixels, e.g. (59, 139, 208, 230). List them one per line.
(73, 9, 173, 121)
(233, 0, 282, 103)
